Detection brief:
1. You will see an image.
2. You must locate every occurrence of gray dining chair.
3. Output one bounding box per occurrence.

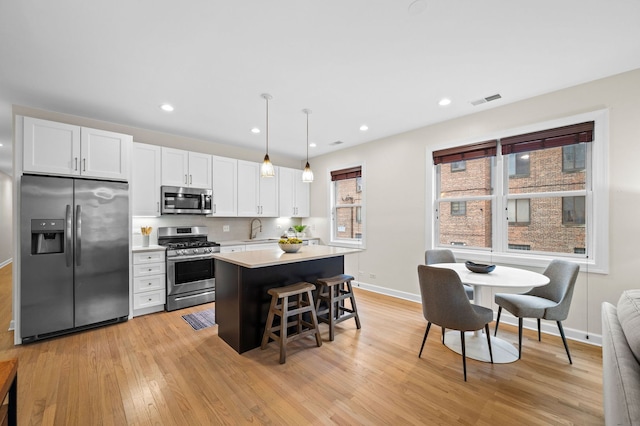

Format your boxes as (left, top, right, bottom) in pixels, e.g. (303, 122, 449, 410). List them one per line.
(493, 259, 579, 364)
(425, 249, 474, 300)
(417, 265, 494, 381)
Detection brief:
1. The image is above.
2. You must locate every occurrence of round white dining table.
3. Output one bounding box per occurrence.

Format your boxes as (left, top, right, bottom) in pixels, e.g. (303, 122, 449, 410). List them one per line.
(430, 262, 550, 363)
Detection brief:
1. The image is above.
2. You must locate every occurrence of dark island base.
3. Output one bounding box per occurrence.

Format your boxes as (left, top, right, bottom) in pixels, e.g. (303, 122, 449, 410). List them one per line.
(215, 256, 344, 353)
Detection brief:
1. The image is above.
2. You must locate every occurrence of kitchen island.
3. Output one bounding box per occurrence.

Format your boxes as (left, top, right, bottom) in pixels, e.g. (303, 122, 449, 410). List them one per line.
(212, 245, 360, 353)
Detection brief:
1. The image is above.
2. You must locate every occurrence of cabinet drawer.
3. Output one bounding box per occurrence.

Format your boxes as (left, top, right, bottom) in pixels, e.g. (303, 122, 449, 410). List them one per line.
(133, 262, 165, 277)
(220, 245, 245, 253)
(133, 251, 165, 264)
(133, 274, 165, 293)
(133, 289, 166, 309)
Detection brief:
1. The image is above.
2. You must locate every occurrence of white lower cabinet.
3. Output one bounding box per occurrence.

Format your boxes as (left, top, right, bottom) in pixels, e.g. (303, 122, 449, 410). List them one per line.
(132, 249, 166, 316)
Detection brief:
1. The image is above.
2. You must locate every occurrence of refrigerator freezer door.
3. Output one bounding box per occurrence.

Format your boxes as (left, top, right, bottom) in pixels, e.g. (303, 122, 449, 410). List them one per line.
(20, 175, 75, 337)
(73, 179, 130, 327)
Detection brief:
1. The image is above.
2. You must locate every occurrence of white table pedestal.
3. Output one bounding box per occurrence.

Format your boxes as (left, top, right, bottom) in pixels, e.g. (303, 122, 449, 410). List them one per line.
(443, 330, 519, 363)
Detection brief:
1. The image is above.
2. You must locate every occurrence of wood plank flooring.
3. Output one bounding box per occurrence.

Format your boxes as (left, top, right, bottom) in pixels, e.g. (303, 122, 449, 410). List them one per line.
(0, 264, 604, 424)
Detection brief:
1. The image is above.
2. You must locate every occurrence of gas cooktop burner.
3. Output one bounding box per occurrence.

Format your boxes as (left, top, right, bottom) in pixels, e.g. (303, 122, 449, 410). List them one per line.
(165, 241, 218, 249)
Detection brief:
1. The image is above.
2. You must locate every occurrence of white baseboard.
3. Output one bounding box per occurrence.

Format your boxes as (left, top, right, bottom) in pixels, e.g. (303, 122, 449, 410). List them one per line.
(353, 280, 601, 347)
(0, 259, 12, 270)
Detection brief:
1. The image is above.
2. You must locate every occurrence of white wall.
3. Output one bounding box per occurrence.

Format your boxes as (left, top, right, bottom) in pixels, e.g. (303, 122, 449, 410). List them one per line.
(0, 171, 12, 267)
(308, 67, 640, 343)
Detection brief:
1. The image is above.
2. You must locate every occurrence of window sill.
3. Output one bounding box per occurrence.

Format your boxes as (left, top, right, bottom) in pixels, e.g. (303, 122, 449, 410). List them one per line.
(330, 240, 365, 250)
(448, 248, 607, 274)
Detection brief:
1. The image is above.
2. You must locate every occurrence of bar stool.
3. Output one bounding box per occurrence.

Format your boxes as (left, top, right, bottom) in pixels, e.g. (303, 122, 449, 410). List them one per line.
(315, 274, 361, 341)
(261, 282, 322, 364)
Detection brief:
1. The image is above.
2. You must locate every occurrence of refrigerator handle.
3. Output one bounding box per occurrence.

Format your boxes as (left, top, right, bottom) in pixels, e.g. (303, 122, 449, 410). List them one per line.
(76, 205, 82, 266)
(65, 204, 72, 267)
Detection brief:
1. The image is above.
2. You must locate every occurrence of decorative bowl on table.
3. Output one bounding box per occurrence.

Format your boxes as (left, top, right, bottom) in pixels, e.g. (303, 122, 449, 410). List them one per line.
(465, 261, 496, 274)
(278, 238, 303, 253)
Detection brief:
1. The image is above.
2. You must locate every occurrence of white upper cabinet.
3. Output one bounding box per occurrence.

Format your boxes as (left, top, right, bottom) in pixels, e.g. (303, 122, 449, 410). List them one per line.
(161, 147, 212, 189)
(210, 155, 237, 216)
(80, 127, 131, 180)
(279, 167, 310, 217)
(237, 160, 279, 217)
(188, 151, 213, 189)
(23, 117, 130, 181)
(132, 143, 161, 216)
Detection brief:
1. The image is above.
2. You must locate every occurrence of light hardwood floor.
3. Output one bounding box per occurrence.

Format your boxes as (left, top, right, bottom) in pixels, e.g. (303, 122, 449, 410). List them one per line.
(0, 264, 604, 425)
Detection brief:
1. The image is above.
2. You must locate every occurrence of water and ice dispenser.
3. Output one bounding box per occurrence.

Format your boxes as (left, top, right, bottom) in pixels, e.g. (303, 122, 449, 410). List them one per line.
(31, 219, 64, 254)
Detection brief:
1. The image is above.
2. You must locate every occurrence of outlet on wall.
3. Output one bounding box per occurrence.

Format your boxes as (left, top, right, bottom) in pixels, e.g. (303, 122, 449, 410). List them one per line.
(223, 225, 230, 232)
(369, 273, 376, 279)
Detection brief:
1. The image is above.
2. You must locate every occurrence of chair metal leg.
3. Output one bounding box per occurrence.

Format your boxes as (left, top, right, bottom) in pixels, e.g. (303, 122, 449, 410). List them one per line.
(460, 331, 467, 381)
(494, 306, 502, 336)
(537, 318, 541, 341)
(419, 322, 432, 358)
(557, 321, 573, 364)
(441, 326, 445, 344)
(518, 318, 523, 359)
(485, 324, 494, 364)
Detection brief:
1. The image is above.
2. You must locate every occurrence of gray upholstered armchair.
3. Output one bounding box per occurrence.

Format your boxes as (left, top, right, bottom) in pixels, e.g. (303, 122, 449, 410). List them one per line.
(425, 249, 474, 300)
(494, 259, 579, 363)
(417, 265, 493, 381)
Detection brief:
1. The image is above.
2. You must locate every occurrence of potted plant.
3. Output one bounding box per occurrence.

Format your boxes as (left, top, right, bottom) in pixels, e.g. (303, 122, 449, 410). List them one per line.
(293, 225, 307, 237)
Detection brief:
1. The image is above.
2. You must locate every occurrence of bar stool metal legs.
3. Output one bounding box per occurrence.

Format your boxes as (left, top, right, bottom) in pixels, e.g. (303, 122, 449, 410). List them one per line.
(261, 282, 322, 364)
(315, 274, 361, 341)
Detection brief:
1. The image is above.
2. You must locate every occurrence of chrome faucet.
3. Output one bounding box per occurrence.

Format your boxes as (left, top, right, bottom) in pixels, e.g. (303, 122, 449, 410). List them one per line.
(250, 218, 262, 239)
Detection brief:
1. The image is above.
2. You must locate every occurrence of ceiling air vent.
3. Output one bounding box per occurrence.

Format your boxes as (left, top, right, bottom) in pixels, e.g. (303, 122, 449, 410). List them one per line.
(471, 93, 502, 106)
(330, 140, 344, 146)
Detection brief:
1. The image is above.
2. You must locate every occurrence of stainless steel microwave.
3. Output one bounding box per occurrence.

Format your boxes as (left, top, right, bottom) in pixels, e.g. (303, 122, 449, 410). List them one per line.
(161, 186, 212, 215)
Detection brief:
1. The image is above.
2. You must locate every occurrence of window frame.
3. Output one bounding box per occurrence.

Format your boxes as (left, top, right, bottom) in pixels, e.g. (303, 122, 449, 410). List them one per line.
(427, 109, 609, 273)
(330, 163, 366, 249)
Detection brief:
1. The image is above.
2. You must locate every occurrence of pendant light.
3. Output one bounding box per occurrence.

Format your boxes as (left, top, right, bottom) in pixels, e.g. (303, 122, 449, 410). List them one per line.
(301, 109, 314, 183)
(260, 93, 275, 177)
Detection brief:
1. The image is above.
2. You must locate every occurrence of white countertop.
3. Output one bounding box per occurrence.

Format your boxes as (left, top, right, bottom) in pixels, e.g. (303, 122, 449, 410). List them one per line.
(132, 244, 165, 252)
(212, 245, 360, 268)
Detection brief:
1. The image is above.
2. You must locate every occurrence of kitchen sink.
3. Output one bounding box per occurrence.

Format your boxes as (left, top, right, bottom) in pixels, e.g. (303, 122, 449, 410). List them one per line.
(243, 238, 278, 243)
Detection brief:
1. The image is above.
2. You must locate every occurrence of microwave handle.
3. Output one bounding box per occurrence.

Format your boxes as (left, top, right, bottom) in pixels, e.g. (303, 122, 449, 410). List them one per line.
(201, 193, 205, 213)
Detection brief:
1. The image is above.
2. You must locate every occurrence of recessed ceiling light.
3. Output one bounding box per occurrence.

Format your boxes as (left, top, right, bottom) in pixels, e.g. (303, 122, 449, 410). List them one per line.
(438, 98, 452, 106)
(0, 143, 3, 147)
(309, 143, 317, 148)
(360, 125, 369, 131)
(160, 103, 174, 112)
(251, 127, 260, 134)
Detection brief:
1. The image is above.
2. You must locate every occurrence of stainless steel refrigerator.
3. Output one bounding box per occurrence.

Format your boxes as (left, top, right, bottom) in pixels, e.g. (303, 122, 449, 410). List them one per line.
(20, 174, 129, 342)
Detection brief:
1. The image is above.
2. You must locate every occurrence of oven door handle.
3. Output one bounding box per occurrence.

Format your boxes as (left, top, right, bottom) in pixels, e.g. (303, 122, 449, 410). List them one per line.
(167, 254, 216, 262)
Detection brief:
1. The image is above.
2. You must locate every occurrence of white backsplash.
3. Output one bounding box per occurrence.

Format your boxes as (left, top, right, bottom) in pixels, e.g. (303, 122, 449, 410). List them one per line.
(132, 216, 303, 246)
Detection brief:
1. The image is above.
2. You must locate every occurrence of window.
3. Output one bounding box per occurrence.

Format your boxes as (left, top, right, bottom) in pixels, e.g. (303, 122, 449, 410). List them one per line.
(451, 201, 466, 216)
(562, 196, 585, 225)
(451, 161, 466, 172)
(432, 113, 608, 272)
(563, 144, 586, 172)
(508, 152, 530, 177)
(507, 199, 530, 224)
(331, 165, 364, 247)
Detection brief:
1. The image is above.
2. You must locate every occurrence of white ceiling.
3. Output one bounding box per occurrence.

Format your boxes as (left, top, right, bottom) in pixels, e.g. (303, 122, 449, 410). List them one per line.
(1, 1, 640, 175)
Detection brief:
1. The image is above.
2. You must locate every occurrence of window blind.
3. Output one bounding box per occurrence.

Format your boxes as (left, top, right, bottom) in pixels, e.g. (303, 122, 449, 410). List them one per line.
(331, 166, 361, 181)
(432, 140, 497, 165)
(501, 121, 594, 155)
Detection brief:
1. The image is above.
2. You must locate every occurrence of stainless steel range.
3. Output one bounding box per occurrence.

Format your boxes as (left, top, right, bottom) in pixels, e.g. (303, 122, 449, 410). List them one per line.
(158, 226, 220, 311)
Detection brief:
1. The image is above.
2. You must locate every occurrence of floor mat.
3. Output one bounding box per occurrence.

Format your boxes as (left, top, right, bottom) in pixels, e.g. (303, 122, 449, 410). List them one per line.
(181, 308, 216, 331)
